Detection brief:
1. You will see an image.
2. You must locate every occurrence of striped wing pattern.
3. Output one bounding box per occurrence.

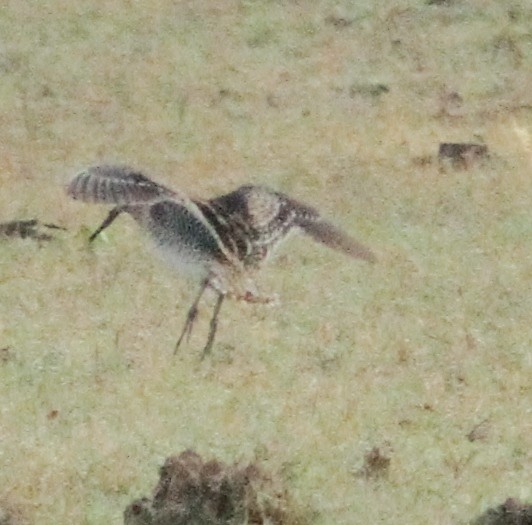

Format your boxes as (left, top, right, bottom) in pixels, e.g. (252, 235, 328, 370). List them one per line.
(67, 165, 241, 267)
(66, 165, 375, 268)
(67, 165, 177, 205)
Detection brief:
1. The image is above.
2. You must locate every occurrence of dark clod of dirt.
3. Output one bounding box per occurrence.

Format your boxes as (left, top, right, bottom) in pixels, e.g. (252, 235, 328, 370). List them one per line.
(124, 450, 309, 525)
(355, 446, 392, 480)
(438, 143, 489, 169)
(0, 219, 65, 242)
(471, 498, 532, 525)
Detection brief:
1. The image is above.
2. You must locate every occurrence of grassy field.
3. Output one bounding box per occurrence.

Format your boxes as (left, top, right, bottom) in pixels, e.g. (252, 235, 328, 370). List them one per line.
(0, 0, 531, 523)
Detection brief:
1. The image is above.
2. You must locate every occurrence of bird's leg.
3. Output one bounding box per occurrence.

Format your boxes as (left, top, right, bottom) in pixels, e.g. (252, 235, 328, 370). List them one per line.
(174, 279, 209, 355)
(89, 207, 124, 242)
(200, 292, 225, 360)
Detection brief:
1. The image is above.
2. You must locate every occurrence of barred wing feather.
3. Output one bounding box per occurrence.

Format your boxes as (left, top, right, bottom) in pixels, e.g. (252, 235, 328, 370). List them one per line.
(67, 165, 178, 205)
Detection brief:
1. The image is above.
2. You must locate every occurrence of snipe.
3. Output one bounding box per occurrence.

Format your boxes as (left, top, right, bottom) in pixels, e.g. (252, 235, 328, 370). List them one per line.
(67, 165, 375, 358)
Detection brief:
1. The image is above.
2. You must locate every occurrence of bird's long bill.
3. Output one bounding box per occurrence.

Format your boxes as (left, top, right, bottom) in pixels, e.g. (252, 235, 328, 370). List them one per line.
(301, 218, 376, 263)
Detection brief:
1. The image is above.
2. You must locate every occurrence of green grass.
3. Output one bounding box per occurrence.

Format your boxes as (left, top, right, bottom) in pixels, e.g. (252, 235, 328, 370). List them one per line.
(0, 0, 531, 523)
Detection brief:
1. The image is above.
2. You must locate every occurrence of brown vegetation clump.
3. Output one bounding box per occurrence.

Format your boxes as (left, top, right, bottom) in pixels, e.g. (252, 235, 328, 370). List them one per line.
(124, 450, 309, 525)
(471, 498, 532, 525)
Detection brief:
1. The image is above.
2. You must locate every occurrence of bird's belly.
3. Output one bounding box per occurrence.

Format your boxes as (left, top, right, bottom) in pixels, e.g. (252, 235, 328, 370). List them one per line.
(154, 240, 211, 281)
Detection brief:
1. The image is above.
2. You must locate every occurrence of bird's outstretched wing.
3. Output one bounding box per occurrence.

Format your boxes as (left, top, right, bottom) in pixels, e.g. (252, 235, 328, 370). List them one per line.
(281, 194, 376, 263)
(66, 165, 178, 205)
(294, 211, 376, 263)
(66, 165, 242, 267)
(204, 185, 376, 265)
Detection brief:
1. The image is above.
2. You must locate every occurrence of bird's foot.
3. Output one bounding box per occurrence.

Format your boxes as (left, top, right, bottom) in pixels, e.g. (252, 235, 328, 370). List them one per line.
(234, 290, 280, 306)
